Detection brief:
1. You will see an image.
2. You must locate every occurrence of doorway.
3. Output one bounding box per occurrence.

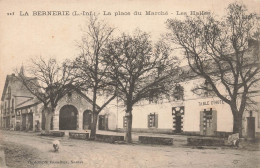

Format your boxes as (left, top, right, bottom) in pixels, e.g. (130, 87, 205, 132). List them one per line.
(59, 105, 78, 130)
(172, 106, 184, 133)
(200, 108, 217, 136)
(98, 115, 108, 130)
(83, 110, 92, 130)
(28, 113, 33, 131)
(22, 114, 26, 130)
(41, 112, 46, 130)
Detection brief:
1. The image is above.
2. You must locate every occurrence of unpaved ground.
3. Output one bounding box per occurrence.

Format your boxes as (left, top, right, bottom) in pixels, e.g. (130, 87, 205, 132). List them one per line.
(1, 141, 49, 168)
(0, 130, 259, 168)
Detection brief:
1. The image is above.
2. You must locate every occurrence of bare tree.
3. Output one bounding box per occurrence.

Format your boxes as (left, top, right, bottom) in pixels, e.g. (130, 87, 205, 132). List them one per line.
(72, 16, 117, 139)
(18, 57, 76, 132)
(103, 30, 178, 143)
(167, 2, 260, 137)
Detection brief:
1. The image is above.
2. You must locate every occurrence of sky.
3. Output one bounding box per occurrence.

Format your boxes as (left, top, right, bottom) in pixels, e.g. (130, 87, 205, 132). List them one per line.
(0, 0, 259, 96)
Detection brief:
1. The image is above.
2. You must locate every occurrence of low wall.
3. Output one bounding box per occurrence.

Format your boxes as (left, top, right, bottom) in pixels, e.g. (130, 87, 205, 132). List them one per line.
(139, 136, 173, 145)
(183, 131, 200, 136)
(117, 128, 173, 134)
(187, 137, 225, 146)
(95, 134, 124, 143)
(69, 132, 89, 140)
(215, 131, 233, 138)
(40, 131, 65, 137)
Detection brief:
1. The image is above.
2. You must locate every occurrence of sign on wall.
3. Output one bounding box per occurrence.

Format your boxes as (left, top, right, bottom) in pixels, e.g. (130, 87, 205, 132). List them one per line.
(199, 100, 224, 106)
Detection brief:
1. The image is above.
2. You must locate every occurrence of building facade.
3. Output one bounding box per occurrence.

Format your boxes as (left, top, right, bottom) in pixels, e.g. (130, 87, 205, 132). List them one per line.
(1, 39, 259, 138)
(1, 73, 259, 137)
(111, 76, 260, 137)
(0, 73, 40, 131)
(107, 40, 260, 138)
(0, 73, 116, 132)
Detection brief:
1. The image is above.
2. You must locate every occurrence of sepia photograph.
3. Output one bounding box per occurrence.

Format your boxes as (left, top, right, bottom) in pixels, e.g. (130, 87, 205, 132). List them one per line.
(0, 0, 259, 167)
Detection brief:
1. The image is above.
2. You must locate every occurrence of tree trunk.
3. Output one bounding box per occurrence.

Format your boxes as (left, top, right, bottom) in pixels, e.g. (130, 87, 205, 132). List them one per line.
(125, 113, 133, 143)
(90, 112, 98, 140)
(89, 85, 98, 140)
(43, 107, 54, 133)
(45, 112, 52, 133)
(232, 111, 243, 137)
(125, 103, 133, 143)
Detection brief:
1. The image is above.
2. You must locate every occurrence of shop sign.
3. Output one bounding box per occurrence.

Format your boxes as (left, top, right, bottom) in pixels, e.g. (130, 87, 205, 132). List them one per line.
(199, 100, 224, 106)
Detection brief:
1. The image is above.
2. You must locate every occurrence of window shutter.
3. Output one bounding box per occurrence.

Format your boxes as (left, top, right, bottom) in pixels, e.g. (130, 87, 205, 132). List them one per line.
(123, 116, 125, 128)
(155, 114, 158, 128)
(200, 111, 204, 135)
(147, 115, 150, 128)
(212, 110, 217, 133)
(123, 116, 127, 128)
(105, 117, 108, 130)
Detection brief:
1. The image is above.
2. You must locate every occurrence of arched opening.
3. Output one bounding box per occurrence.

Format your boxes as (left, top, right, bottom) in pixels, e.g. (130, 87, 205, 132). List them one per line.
(59, 105, 78, 130)
(98, 114, 108, 130)
(22, 114, 26, 130)
(83, 110, 92, 130)
(41, 112, 46, 130)
(28, 113, 33, 131)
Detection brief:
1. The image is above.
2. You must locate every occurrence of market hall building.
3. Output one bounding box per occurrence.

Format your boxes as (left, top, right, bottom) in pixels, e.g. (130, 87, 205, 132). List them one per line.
(0, 72, 116, 132)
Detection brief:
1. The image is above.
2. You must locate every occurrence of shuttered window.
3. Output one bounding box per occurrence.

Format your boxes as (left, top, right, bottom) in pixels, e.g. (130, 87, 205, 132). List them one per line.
(148, 113, 158, 128)
(123, 116, 127, 128)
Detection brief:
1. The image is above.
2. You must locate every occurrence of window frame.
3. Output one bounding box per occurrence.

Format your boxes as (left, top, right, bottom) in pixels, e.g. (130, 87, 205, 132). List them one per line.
(148, 113, 158, 128)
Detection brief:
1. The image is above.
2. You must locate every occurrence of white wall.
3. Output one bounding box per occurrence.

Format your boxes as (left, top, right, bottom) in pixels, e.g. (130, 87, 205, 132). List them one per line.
(184, 97, 233, 132)
(105, 76, 260, 134)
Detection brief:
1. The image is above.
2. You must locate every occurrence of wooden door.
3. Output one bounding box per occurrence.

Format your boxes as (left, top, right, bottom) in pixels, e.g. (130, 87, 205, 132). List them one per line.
(200, 109, 217, 136)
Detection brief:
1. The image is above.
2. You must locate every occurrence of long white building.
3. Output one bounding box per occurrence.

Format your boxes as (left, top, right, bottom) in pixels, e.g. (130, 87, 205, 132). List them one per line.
(107, 76, 260, 138)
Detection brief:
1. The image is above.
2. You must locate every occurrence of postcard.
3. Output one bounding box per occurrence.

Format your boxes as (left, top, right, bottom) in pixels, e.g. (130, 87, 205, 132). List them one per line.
(0, 0, 259, 168)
